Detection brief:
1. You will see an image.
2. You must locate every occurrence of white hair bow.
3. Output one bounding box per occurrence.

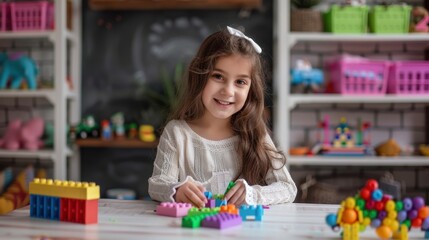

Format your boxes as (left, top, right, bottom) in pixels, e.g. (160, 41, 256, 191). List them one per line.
(227, 26, 262, 54)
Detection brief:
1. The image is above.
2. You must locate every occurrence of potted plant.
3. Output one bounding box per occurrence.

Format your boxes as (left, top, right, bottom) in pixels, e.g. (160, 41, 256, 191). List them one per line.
(291, 0, 323, 32)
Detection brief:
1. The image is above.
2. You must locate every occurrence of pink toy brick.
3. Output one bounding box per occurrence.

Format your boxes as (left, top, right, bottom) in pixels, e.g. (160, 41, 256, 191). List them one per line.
(201, 213, 242, 229)
(239, 205, 264, 221)
(156, 202, 192, 217)
(205, 199, 216, 208)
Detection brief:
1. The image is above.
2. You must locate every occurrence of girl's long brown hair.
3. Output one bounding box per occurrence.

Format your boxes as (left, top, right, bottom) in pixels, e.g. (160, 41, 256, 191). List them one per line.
(168, 27, 286, 185)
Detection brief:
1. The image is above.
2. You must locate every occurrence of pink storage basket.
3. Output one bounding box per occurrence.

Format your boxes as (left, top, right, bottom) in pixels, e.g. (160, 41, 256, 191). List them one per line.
(0, 3, 7, 31)
(388, 61, 429, 95)
(10, 1, 48, 31)
(327, 58, 389, 95)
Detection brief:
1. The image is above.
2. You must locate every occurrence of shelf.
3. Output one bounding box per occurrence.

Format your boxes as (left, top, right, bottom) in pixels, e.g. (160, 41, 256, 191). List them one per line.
(75, 138, 158, 148)
(288, 94, 429, 109)
(288, 33, 429, 47)
(0, 89, 54, 98)
(0, 30, 76, 43)
(288, 156, 429, 166)
(0, 149, 55, 159)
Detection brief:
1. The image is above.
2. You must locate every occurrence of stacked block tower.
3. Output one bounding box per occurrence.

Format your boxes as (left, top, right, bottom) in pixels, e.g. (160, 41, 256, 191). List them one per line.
(29, 178, 100, 224)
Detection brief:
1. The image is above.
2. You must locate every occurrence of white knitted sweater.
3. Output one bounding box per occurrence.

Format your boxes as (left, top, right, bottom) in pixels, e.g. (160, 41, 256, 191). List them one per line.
(148, 120, 297, 205)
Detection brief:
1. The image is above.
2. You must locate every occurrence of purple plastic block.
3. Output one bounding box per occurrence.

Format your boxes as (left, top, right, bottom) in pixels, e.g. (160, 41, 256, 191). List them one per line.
(201, 213, 242, 229)
(205, 199, 216, 208)
(156, 202, 192, 217)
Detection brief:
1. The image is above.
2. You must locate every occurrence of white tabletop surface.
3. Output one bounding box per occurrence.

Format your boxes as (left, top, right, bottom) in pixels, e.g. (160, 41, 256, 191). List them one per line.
(0, 199, 426, 240)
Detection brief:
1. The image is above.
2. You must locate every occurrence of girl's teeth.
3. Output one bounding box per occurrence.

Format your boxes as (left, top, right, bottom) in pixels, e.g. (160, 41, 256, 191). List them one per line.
(218, 100, 230, 105)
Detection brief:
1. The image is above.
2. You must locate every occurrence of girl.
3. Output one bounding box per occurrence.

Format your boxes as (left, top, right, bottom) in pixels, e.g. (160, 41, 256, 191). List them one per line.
(148, 26, 297, 207)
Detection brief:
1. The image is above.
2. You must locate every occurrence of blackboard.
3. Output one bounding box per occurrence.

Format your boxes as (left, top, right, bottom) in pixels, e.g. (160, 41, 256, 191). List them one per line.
(81, 0, 274, 198)
(82, 0, 274, 128)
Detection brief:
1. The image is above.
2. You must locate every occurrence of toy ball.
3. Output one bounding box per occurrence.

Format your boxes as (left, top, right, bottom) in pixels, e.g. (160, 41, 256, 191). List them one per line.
(412, 218, 422, 228)
(395, 201, 404, 211)
(408, 209, 418, 220)
(342, 209, 358, 224)
(389, 220, 399, 232)
(371, 218, 381, 228)
(371, 189, 383, 201)
(413, 196, 425, 210)
(385, 200, 395, 212)
(375, 225, 392, 239)
(366, 200, 375, 210)
(377, 210, 387, 220)
(360, 188, 371, 200)
(422, 217, 429, 230)
(419, 206, 429, 219)
(403, 198, 413, 211)
(397, 210, 407, 222)
(326, 213, 337, 227)
(356, 198, 365, 209)
(345, 197, 356, 208)
(366, 179, 378, 191)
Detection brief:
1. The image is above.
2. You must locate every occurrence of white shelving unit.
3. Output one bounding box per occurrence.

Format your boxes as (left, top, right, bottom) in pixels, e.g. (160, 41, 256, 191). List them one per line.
(273, 0, 429, 167)
(0, 0, 81, 180)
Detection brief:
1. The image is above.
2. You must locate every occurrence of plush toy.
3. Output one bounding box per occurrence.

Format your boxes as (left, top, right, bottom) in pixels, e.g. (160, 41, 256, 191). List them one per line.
(0, 118, 44, 151)
(0, 52, 39, 90)
(0, 119, 22, 150)
(20, 118, 44, 150)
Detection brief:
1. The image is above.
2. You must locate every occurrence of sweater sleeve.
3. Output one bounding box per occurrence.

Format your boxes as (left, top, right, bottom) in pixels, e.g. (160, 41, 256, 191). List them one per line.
(148, 123, 197, 202)
(239, 135, 297, 205)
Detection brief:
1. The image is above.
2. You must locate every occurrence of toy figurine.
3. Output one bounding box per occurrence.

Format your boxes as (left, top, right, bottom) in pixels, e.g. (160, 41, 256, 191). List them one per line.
(375, 139, 401, 157)
(111, 112, 125, 138)
(410, 6, 429, 33)
(127, 123, 138, 139)
(101, 120, 112, 140)
(139, 125, 156, 142)
(75, 115, 99, 139)
(0, 52, 39, 90)
(290, 59, 324, 93)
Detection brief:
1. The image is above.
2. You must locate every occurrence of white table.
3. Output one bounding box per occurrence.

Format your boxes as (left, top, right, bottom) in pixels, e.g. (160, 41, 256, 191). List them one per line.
(0, 199, 426, 239)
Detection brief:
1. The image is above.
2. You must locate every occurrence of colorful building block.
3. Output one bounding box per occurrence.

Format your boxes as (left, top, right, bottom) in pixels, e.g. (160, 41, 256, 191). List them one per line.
(205, 199, 216, 208)
(239, 205, 264, 221)
(224, 181, 236, 195)
(220, 204, 238, 215)
(156, 202, 192, 217)
(201, 213, 242, 229)
(29, 178, 99, 224)
(29, 178, 99, 200)
(187, 207, 220, 217)
(182, 213, 215, 228)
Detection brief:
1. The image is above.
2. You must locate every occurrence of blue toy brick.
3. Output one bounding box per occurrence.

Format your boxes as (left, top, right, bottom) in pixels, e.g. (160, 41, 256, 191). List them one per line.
(239, 205, 264, 221)
(215, 198, 227, 207)
(30, 194, 60, 220)
(204, 191, 212, 199)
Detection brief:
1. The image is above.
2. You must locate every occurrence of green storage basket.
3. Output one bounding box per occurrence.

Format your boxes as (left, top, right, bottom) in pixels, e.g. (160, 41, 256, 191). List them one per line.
(369, 5, 411, 34)
(324, 5, 368, 33)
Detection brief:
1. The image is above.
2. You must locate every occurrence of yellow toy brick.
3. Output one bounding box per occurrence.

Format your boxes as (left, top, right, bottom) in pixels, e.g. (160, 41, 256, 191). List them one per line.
(29, 178, 100, 200)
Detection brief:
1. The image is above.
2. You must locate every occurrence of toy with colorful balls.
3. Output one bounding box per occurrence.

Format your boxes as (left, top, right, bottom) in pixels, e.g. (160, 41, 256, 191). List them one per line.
(325, 179, 429, 239)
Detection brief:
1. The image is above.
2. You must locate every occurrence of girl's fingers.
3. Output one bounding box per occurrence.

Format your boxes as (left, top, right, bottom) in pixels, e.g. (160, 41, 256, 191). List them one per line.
(184, 186, 206, 208)
(228, 186, 245, 204)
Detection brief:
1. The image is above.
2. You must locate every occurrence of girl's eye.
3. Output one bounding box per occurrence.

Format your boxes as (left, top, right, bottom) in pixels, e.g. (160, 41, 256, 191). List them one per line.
(236, 79, 247, 85)
(212, 73, 223, 80)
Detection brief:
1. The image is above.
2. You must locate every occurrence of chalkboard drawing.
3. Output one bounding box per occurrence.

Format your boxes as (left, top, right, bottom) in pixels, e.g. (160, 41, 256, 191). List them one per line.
(0, 52, 39, 90)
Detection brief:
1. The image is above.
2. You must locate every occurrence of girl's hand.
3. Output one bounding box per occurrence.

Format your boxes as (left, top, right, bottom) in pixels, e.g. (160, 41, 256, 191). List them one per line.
(224, 181, 246, 206)
(175, 181, 207, 208)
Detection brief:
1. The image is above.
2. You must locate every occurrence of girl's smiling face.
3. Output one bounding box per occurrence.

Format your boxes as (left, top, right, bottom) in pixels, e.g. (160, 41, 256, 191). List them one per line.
(201, 54, 252, 122)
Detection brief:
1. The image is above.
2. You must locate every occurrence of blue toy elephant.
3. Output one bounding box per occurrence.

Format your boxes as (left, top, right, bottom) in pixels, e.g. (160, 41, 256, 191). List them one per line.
(0, 52, 39, 90)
